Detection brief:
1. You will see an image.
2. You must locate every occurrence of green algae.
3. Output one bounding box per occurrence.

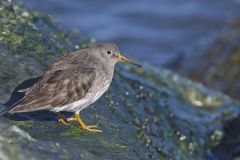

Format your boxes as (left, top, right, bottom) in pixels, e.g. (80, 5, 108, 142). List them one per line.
(11, 120, 35, 128)
(11, 120, 57, 129)
(210, 129, 224, 147)
(60, 126, 88, 137)
(179, 86, 223, 108)
(99, 140, 127, 149)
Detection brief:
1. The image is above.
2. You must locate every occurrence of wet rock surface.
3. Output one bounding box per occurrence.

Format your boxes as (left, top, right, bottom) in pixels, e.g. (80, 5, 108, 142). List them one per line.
(185, 23, 240, 100)
(181, 21, 240, 160)
(0, 1, 240, 159)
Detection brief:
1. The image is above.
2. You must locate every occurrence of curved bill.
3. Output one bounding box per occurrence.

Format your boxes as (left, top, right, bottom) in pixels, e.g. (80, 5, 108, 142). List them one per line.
(118, 54, 142, 67)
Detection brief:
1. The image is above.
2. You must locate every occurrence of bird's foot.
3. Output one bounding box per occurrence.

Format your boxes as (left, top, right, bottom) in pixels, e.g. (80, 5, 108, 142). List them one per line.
(66, 117, 101, 132)
(58, 118, 72, 126)
(81, 125, 102, 132)
(56, 112, 72, 126)
(75, 113, 102, 132)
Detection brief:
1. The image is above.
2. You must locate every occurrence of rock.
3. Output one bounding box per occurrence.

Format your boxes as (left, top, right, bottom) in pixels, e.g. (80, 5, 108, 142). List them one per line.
(0, 0, 240, 159)
(184, 21, 240, 100)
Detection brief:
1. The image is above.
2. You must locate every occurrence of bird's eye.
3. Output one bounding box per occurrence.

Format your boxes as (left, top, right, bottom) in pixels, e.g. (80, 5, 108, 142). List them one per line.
(107, 51, 112, 55)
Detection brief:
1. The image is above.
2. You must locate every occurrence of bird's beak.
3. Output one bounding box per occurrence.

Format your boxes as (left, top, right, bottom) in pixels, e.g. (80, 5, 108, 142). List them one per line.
(118, 54, 142, 67)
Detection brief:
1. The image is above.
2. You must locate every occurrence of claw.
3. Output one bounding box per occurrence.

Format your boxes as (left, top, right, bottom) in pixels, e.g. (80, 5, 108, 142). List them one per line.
(75, 113, 102, 132)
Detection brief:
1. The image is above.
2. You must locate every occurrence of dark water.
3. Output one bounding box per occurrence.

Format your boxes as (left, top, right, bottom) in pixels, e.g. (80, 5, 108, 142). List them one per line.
(21, 0, 240, 68)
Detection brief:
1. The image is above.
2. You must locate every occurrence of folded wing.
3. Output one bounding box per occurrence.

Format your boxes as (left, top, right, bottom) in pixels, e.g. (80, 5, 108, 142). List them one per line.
(8, 66, 96, 114)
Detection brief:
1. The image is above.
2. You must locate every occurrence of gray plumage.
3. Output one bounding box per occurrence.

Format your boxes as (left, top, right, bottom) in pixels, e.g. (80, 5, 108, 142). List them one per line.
(8, 43, 121, 114)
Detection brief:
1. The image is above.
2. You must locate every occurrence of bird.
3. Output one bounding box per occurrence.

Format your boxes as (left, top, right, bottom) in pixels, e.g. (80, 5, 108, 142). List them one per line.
(8, 43, 141, 132)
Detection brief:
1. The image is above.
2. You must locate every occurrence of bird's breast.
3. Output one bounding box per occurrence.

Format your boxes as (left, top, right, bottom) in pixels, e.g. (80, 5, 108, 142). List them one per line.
(92, 79, 112, 103)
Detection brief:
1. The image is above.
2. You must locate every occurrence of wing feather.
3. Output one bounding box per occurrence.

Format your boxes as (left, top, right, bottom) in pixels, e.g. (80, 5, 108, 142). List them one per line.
(8, 66, 96, 114)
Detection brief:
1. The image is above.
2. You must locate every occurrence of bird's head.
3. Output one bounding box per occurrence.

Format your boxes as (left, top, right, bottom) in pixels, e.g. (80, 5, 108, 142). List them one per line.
(89, 43, 141, 67)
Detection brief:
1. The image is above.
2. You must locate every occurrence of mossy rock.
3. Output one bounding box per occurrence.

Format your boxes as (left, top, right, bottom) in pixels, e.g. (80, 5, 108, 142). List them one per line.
(0, 1, 240, 159)
(186, 21, 240, 100)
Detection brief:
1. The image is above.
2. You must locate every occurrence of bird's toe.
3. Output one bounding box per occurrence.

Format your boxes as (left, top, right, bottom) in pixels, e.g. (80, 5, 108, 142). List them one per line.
(58, 119, 72, 126)
(81, 125, 102, 132)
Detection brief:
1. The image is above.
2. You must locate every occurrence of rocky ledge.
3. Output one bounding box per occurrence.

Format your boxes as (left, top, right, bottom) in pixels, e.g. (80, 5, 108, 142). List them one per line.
(0, 1, 240, 159)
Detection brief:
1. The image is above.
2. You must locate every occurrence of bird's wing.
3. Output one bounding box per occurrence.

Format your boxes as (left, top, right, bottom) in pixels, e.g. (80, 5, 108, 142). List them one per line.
(8, 66, 96, 114)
